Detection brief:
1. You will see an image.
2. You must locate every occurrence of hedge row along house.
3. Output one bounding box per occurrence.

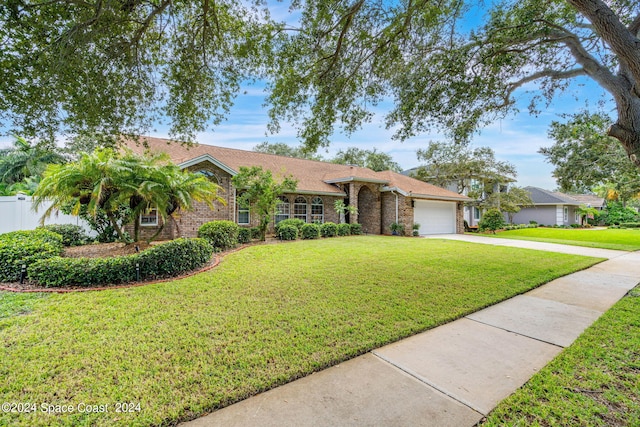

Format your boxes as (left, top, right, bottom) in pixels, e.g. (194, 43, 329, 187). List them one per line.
(126, 137, 470, 239)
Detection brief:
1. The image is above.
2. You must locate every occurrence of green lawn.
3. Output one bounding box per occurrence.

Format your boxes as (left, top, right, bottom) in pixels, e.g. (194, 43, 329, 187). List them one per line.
(0, 236, 601, 426)
(483, 285, 640, 426)
(491, 227, 640, 251)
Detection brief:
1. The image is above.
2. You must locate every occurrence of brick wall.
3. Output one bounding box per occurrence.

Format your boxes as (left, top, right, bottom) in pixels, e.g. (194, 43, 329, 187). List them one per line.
(354, 183, 381, 234)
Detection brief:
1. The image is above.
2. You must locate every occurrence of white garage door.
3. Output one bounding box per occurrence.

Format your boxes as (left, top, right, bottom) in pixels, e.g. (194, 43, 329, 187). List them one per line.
(413, 200, 456, 235)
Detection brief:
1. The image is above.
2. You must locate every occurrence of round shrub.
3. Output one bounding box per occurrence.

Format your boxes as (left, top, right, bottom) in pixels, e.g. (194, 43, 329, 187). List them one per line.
(40, 224, 91, 246)
(277, 224, 298, 240)
(320, 222, 338, 237)
(28, 238, 213, 287)
(337, 223, 351, 236)
(350, 223, 363, 235)
(478, 208, 505, 233)
(301, 223, 321, 239)
(238, 228, 251, 244)
(275, 218, 306, 238)
(0, 229, 64, 282)
(198, 220, 239, 251)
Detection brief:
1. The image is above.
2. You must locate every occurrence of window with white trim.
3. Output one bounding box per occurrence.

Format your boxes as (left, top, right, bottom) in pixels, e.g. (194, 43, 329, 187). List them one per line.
(575, 210, 580, 223)
(237, 192, 250, 225)
(311, 197, 324, 223)
(294, 196, 308, 222)
(564, 206, 569, 222)
(275, 196, 290, 224)
(140, 205, 158, 226)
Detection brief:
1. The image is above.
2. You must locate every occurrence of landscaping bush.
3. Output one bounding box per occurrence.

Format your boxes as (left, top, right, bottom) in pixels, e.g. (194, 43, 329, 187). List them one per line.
(478, 208, 505, 233)
(620, 222, 640, 228)
(275, 218, 306, 238)
(250, 227, 261, 240)
(600, 202, 640, 225)
(197, 220, 239, 251)
(277, 224, 298, 240)
(28, 238, 213, 287)
(301, 223, 321, 239)
(337, 223, 351, 236)
(238, 228, 252, 244)
(40, 224, 91, 246)
(0, 229, 64, 282)
(320, 222, 338, 237)
(350, 223, 363, 235)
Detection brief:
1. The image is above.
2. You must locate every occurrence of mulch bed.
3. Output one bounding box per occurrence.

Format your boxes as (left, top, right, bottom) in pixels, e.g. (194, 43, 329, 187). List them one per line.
(0, 238, 289, 293)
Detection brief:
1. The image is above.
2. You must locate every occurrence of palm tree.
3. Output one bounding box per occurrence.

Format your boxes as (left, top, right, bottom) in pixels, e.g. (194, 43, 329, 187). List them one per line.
(0, 136, 66, 184)
(34, 148, 223, 242)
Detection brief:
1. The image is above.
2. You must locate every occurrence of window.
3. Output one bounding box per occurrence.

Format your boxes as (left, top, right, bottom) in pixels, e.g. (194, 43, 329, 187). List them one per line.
(575, 210, 580, 223)
(564, 206, 569, 222)
(237, 193, 249, 225)
(311, 197, 324, 223)
(473, 207, 480, 221)
(294, 196, 308, 222)
(140, 205, 158, 226)
(195, 169, 220, 184)
(275, 196, 290, 224)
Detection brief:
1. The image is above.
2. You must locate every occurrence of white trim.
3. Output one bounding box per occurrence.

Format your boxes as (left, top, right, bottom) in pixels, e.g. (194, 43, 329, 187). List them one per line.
(178, 154, 237, 176)
(409, 193, 470, 202)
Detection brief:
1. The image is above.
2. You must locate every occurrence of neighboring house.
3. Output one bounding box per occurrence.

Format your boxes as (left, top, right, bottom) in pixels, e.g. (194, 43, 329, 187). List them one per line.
(509, 187, 582, 226)
(126, 137, 470, 238)
(402, 167, 513, 227)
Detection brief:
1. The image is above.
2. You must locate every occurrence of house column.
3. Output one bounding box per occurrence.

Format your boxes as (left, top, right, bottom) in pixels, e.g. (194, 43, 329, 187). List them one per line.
(349, 182, 358, 224)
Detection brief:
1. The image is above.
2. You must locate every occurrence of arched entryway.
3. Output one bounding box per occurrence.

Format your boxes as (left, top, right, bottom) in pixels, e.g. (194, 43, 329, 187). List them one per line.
(357, 186, 380, 234)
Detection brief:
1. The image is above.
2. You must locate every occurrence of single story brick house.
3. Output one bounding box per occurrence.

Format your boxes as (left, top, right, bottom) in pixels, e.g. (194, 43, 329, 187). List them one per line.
(126, 137, 470, 238)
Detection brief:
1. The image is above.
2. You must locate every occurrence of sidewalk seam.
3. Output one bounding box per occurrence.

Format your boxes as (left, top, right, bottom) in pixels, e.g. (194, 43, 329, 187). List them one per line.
(370, 351, 486, 416)
(463, 316, 567, 349)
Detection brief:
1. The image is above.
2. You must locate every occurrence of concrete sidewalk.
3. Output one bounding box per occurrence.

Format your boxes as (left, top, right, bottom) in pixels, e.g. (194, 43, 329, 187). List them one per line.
(182, 237, 639, 427)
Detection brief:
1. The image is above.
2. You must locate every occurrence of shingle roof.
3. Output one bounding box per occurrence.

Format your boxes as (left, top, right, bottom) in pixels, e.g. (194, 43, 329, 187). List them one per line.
(568, 194, 606, 208)
(125, 136, 468, 201)
(525, 186, 580, 205)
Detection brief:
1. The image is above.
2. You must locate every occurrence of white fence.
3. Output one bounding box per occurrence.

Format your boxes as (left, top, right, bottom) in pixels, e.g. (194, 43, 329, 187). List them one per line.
(0, 195, 92, 235)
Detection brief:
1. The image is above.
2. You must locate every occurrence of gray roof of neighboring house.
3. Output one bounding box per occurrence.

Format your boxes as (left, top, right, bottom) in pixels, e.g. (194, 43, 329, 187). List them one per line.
(525, 186, 580, 205)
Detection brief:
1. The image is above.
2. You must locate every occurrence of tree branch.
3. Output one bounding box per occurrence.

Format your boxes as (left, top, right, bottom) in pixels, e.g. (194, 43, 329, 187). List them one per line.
(567, 0, 640, 87)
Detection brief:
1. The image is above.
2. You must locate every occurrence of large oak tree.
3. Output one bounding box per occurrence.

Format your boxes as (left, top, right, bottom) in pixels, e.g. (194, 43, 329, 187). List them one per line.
(2, 1, 639, 170)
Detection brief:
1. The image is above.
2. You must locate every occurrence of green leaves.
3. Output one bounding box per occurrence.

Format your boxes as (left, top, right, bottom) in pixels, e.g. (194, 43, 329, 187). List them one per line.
(231, 166, 298, 241)
(33, 148, 223, 242)
(540, 111, 640, 201)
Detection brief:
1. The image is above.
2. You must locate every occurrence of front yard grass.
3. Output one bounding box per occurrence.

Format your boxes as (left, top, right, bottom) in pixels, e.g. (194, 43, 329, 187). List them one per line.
(492, 227, 640, 251)
(0, 236, 601, 426)
(483, 285, 640, 426)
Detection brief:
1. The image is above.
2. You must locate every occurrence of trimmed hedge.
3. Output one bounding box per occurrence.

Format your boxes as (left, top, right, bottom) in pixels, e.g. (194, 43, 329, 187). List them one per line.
(301, 223, 321, 239)
(0, 229, 64, 282)
(40, 224, 91, 246)
(350, 223, 363, 235)
(198, 220, 239, 251)
(278, 224, 298, 240)
(320, 222, 338, 237)
(620, 222, 640, 228)
(238, 228, 252, 244)
(275, 218, 306, 238)
(337, 223, 351, 236)
(28, 238, 213, 288)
